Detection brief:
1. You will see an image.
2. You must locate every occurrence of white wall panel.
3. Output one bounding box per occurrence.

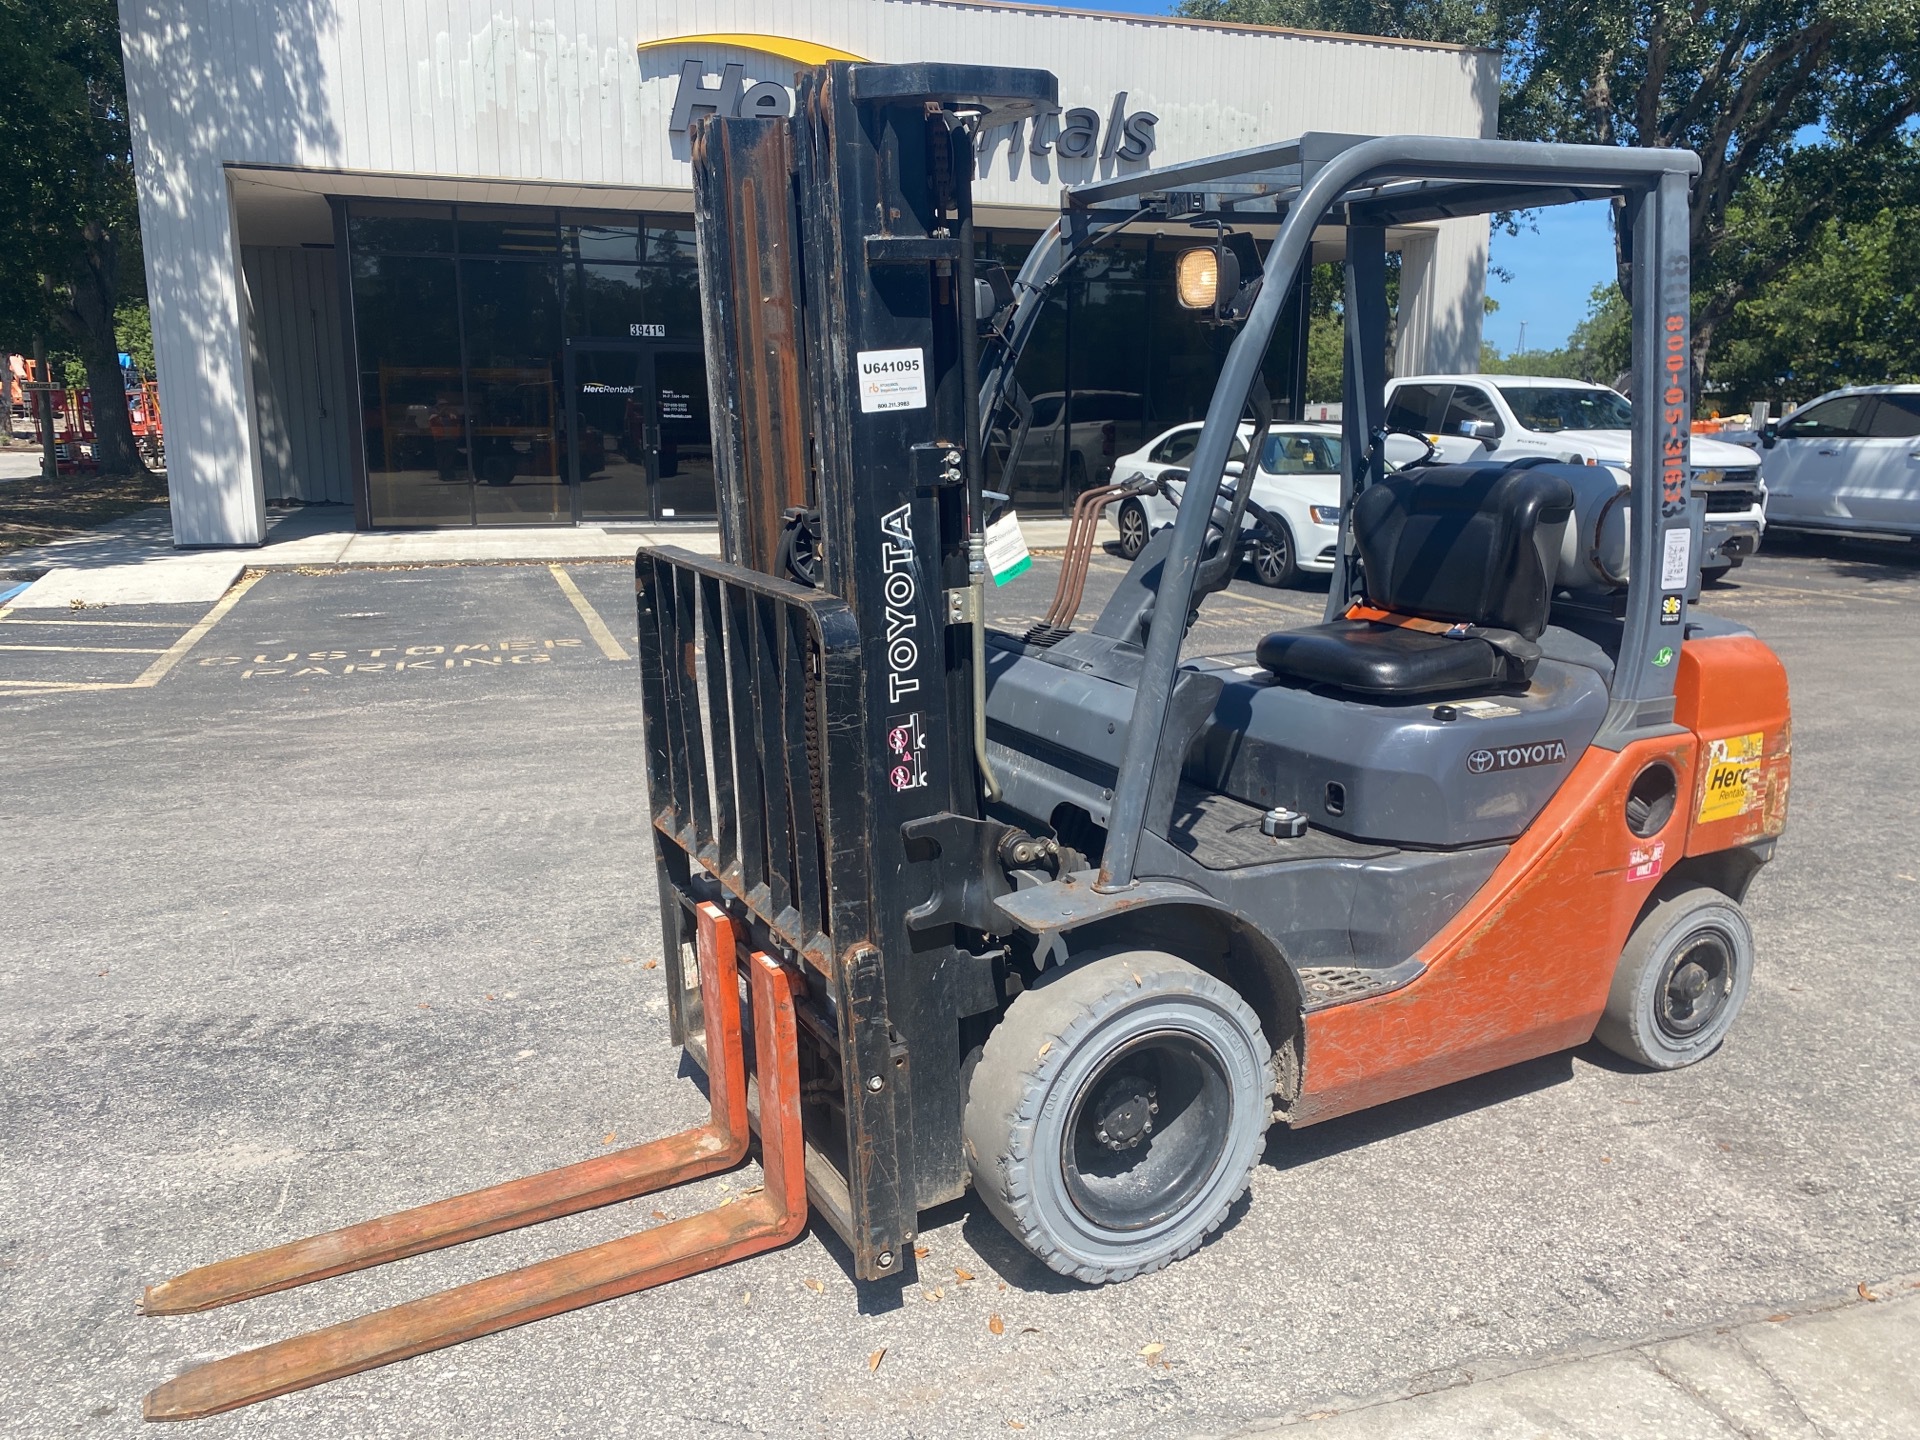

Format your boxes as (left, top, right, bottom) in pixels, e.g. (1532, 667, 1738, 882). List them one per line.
(123, 0, 1497, 541)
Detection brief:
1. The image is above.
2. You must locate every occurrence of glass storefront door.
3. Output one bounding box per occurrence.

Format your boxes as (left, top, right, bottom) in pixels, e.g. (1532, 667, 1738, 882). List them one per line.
(566, 342, 715, 522)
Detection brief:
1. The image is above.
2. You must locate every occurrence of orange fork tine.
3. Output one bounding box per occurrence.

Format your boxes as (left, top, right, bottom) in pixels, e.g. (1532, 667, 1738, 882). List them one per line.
(141, 903, 750, 1317)
(143, 950, 808, 1422)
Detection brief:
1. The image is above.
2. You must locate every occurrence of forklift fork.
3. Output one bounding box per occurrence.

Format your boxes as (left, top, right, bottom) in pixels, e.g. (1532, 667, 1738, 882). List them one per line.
(140, 904, 806, 1421)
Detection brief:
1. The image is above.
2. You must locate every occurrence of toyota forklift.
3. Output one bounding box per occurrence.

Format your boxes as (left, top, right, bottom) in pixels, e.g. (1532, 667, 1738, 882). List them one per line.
(140, 63, 1790, 1419)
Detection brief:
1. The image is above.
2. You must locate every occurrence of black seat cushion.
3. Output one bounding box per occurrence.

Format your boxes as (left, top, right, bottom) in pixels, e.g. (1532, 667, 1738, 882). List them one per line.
(1352, 464, 1575, 641)
(1255, 620, 1527, 697)
(1257, 463, 1573, 697)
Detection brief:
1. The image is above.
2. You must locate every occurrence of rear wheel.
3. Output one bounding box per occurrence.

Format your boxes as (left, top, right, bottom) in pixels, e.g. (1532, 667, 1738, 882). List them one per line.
(964, 950, 1271, 1283)
(1594, 886, 1753, 1069)
(1116, 499, 1150, 560)
(1249, 521, 1299, 587)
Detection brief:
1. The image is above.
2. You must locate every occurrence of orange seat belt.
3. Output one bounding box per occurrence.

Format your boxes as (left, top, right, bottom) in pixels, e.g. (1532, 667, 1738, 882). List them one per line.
(1345, 603, 1472, 638)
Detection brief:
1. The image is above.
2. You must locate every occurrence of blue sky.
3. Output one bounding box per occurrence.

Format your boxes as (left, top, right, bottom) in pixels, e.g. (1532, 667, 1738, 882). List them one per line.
(1038, 2, 1623, 351)
(1485, 201, 1619, 354)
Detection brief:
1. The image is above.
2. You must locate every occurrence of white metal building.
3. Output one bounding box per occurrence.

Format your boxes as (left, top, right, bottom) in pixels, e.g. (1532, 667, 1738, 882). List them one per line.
(120, 0, 1498, 545)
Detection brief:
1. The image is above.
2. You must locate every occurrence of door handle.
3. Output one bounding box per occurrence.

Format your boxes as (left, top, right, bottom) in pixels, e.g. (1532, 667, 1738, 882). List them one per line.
(1816, 447, 1840, 456)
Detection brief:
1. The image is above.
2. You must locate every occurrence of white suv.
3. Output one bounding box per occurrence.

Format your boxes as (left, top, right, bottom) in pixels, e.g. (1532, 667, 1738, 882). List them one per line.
(1755, 385, 1920, 539)
(1384, 374, 1768, 578)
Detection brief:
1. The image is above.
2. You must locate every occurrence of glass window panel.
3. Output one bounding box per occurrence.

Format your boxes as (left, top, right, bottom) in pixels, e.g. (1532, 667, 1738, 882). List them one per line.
(1386, 383, 1448, 433)
(652, 350, 716, 519)
(458, 206, 561, 258)
(563, 210, 643, 263)
(574, 263, 652, 339)
(1863, 394, 1920, 438)
(347, 201, 454, 254)
(644, 216, 697, 262)
(1780, 394, 1870, 439)
(641, 263, 702, 342)
(1442, 385, 1503, 437)
(350, 254, 470, 525)
(460, 259, 567, 524)
(572, 349, 652, 520)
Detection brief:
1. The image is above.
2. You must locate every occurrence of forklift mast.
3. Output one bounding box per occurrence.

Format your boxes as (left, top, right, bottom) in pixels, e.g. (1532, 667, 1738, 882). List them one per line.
(643, 63, 1057, 1279)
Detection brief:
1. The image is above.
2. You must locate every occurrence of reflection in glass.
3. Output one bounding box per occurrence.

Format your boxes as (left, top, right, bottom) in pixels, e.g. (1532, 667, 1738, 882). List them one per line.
(652, 351, 715, 519)
(352, 254, 469, 525)
(564, 211, 643, 262)
(347, 201, 454, 254)
(458, 207, 561, 258)
(572, 350, 651, 519)
(461, 260, 566, 524)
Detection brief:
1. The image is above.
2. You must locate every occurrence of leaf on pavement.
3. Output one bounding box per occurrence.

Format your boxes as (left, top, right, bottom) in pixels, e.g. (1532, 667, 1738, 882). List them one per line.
(1140, 1342, 1166, 1363)
(803, 1277, 825, 1294)
(988, 1314, 1005, 1335)
(1859, 1282, 1879, 1302)
(641, 959, 658, 970)
(650, 1209, 669, 1221)
(868, 1347, 886, 1373)
(954, 1268, 976, 1284)
(914, 1245, 930, 1260)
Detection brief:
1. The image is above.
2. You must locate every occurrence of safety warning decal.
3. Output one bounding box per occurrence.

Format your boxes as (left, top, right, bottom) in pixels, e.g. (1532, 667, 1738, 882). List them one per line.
(1627, 840, 1665, 882)
(1660, 594, 1682, 625)
(1698, 731, 1765, 822)
(886, 712, 928, 793)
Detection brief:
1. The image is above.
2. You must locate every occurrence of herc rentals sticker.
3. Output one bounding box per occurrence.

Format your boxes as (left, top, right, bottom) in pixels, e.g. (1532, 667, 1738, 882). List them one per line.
(857, 348, 927, 413)
(1698, 731, 1765, 822)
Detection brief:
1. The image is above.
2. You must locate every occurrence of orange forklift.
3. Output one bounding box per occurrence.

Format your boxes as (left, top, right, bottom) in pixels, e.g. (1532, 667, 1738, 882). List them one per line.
(140, 62, 1789, 1418)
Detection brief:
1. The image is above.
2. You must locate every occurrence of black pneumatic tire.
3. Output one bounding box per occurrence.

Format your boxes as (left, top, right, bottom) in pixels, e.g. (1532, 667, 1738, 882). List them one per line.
(964, 950, 1271, 1284)
(1595, 886, 1754, 1070)
(1116, 499, 1149, 560)
(1250, 522, 1299, 588)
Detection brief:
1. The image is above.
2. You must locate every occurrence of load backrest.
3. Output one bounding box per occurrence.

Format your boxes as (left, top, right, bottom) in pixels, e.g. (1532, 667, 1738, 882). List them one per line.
(1352, 463, 1576, 640)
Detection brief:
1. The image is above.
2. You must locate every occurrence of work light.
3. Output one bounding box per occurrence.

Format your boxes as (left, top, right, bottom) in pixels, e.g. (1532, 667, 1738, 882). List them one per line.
(1175, 244, 1240, 318)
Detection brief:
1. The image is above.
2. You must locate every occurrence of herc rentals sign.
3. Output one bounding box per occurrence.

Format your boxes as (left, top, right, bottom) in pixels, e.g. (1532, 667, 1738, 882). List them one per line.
(642, 32, 1159, 164)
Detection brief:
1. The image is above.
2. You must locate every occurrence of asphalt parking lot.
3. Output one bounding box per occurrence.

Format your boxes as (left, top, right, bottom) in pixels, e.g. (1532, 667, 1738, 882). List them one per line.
(4, 534, 1919, 1437)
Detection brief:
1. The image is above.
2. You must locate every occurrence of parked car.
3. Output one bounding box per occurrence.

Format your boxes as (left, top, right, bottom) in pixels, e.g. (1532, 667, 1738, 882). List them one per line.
(1108, 421, 1344, 585)
(1754, 385, 1920, 539)
(1383, 374, 1768, 578)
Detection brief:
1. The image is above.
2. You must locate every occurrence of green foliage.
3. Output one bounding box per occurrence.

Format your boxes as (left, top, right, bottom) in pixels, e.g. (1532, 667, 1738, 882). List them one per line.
(0, 0, 150, 470)
(1476, 284, 1631, 384)
(1177, 0, 1920, 390)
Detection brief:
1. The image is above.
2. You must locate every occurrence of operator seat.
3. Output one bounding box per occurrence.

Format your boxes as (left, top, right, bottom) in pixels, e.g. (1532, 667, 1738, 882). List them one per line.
(1255, 463, 1575, 697)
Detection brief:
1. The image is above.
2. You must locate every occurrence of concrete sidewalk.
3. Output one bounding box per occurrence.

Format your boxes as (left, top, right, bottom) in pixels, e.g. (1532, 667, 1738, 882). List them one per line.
(0, 500, 1106, 607)
(1239, 1275, 1920, 1439)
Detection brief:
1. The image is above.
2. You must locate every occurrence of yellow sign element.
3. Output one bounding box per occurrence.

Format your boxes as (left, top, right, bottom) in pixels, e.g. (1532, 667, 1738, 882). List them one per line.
(636, 34, 868, 66)
(1698, 730, 1765, 823)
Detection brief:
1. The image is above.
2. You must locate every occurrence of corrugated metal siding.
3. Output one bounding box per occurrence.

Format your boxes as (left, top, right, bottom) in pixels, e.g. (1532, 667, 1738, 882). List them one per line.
(241, 246, 354, 504)
(123, 0, 1496, 542)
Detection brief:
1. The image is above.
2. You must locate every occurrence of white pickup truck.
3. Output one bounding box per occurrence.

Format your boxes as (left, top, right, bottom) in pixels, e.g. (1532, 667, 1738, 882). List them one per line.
(1383, 374, 1768, 579)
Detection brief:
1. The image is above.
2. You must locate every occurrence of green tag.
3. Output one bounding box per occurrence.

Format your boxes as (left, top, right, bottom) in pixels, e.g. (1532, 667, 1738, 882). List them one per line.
(985, 512, 1032, 586)
(1653, 646, 1675, 667)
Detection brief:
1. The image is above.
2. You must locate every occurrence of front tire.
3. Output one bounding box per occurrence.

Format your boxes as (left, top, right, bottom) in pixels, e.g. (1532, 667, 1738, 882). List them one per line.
(1249, 521, 1299, 587)
(1116, 499, 1150, 560)
(964, 950, 1271, 1284)
(1594, 886, 1754, 1069)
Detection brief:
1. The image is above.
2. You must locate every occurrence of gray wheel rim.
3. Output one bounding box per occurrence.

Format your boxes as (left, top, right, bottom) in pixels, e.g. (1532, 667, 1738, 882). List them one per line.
(1255, 532, 1291, 582)
(1120, 504, 1146, 554)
